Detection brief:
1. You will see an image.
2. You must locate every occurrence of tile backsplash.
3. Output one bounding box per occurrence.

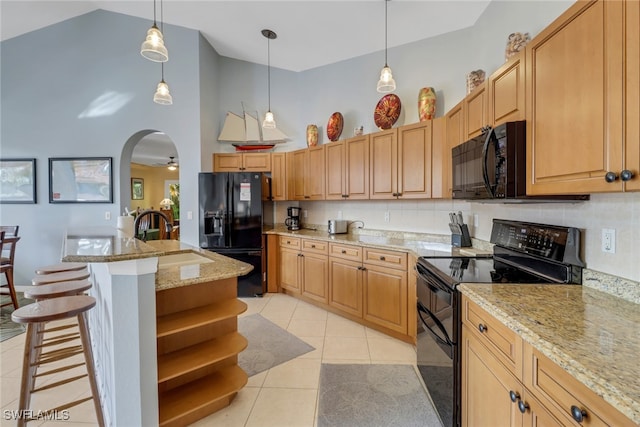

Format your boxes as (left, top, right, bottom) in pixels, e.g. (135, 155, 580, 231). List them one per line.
(274, 192, 640, 283)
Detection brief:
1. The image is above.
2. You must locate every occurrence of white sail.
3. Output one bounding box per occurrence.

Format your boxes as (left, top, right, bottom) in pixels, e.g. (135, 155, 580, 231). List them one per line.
(218, 109, 288, 145)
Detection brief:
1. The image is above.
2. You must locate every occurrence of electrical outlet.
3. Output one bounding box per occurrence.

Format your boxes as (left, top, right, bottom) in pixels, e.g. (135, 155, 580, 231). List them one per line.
(104, 211, 111, 220)
(187, 211, 193, 220)
(303, 209, 308, 218)
(384, 211, 390, 222)
(473, 214, 479, 228)
(337, 210, 343, 219)
(602, 228, 615, 253)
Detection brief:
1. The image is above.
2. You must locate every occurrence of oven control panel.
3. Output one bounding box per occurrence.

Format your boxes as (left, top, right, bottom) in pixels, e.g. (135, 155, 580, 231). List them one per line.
(490, 219, 583, 265)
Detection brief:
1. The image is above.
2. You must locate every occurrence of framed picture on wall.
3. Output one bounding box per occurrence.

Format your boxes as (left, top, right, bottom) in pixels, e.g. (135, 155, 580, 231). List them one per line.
(49, 157, 113, 203)
(0, 158, 37, 204)
(131, 178, 144, 200)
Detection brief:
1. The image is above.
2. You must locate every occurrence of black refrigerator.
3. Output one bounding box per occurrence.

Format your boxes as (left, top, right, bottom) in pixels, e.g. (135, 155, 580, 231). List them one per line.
(199, 172, 271, 297)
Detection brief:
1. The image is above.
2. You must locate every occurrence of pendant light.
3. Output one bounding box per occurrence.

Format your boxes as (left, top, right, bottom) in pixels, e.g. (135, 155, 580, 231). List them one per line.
(153, 63, 173, 105)
(140, 0, 168, 62)
(262, 29, 277, 129)
(377, 0, 396, 93)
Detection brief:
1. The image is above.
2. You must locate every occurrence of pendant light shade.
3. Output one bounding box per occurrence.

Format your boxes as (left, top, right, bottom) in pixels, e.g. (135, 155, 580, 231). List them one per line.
(140, 0, 168, 62)
(154, 63, 173, 105)
(262, 29, 277, 129)
(377, 0, 396, 93)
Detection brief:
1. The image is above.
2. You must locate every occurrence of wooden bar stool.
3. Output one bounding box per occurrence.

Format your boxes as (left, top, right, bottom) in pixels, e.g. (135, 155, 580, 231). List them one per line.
(32, 269, 89, 286)
(23, 279, 92, 301)
(35, 262, 87, 275)
(11, 296, 105, 427)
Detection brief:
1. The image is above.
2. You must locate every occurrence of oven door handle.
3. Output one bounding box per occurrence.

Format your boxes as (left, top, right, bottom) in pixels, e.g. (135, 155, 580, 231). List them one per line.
(481, 127, 496, 198)
(415, 263, 453, 295)
(417, 301, 455, 347)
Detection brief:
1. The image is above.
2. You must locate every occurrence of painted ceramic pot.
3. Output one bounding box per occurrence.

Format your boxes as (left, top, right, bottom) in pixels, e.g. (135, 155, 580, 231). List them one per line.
(327, 112, 344, 141)
(418, 87, 437, 121)
(306, 124, 318, 147)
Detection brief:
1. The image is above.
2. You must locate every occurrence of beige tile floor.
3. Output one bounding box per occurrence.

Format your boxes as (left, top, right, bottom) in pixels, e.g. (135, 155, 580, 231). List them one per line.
(0, 293, 436, 427)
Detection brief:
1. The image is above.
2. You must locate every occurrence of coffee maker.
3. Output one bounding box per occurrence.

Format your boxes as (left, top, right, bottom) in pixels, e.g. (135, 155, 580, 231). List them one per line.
(285, 206, 301, 231)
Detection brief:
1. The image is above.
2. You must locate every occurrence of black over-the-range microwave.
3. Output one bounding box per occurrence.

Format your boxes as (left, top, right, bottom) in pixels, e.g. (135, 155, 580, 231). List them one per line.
(451, 120, 589, 201)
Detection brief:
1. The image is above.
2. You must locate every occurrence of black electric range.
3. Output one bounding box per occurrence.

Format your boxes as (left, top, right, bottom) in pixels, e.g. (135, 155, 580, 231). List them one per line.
(416, 219, 585, 427)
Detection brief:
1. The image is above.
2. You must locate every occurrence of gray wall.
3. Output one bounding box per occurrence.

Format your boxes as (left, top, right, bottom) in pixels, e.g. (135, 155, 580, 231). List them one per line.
(4, 1, 638, 285)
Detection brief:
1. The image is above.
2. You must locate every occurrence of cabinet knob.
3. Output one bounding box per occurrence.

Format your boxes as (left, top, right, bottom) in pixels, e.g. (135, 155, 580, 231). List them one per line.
(509, 390, 520, 403)
(478, 324, 488, 333)
(311, 244, 316, 248)
(604, 172, 618, 183)
(287, 240, 291, 244)
(379, 256, 386, 261)
(570, 406, 587, 423)
(621, 169, 634, 182)
(341, 250, 347, 254)
(517, 399, 529, 414)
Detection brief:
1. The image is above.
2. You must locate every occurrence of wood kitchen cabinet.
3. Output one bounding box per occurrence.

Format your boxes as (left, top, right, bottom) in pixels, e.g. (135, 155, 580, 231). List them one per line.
(278, 236, 329, 303)
(328, 243, 363, 318)
(270, 152, 287, 201)
(213, 152, 271, 172)
(288, 146, 325, 200)
(431, 117, 452, 198)
(446, 100, 465, 149)
(370, 122, 431, 199)
(325, 135, 370, 200)
(464, 81, 488, 139)
(279, 236, 301, 294)
(488, 50, 526, 127)
(362, 247, 408, 334)
(461, 295, 635, 427)
(526, 0, 638, 194)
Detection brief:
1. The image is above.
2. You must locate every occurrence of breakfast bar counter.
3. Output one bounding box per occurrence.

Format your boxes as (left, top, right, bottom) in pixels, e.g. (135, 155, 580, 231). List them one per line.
(61, 227, 253, 426)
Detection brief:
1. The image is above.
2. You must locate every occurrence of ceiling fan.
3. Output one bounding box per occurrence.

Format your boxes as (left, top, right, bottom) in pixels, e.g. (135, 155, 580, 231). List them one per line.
(167, 157, 178, 171)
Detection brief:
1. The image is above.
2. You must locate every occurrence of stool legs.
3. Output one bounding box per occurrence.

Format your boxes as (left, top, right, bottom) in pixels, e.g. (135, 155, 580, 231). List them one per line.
(17, 313, 104, 427)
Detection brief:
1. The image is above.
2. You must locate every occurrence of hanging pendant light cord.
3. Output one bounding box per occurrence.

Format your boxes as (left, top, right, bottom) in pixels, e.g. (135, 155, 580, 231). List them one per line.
(267, 36, 271, 111)
(153, 0, 157, 25)
(384, 0, 388, 67)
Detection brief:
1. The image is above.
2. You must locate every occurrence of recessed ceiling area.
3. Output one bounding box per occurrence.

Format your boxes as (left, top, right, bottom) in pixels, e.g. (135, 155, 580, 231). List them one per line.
(132, 133, 178, 167)
(1, 1, 490, 72)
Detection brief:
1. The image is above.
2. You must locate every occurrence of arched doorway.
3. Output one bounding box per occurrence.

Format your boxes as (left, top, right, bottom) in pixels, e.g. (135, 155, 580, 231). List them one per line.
(120, 130, 180, 239)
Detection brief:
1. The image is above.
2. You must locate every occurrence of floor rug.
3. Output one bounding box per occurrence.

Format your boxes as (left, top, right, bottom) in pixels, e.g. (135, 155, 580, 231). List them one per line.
(0, 293, 33, 342)
(237, 314, 315, 377)
(318, 364, 443, 427)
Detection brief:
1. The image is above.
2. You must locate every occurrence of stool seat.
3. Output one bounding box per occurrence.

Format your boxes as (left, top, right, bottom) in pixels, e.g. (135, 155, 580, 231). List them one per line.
(11, 295, 96, 324)
(32, 269, 89, 286)
(35, 262, 88, 275)
(23, 279, 92, 301)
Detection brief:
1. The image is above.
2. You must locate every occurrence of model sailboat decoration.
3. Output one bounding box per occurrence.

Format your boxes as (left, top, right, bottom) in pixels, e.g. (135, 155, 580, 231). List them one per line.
(218, 108, 288, 151)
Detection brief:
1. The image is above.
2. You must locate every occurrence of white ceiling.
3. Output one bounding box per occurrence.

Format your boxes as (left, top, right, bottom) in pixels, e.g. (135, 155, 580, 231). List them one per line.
(1, 1, 490, 72)
(1, 0, 490, 165)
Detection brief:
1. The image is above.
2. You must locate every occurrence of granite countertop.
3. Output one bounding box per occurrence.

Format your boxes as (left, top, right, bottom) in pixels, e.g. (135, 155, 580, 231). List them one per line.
(264, 226, 491, 257)
(458, 283, 640, 424)
(61, 227, 253, 291)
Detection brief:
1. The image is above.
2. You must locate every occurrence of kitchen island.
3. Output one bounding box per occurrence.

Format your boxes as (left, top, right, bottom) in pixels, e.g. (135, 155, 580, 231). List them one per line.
(62, 227, 253, 427)
(458, 283, 639, 425)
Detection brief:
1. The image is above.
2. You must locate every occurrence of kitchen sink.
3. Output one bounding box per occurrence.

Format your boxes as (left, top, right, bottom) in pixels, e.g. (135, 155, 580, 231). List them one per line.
(158, 252, 215, 268)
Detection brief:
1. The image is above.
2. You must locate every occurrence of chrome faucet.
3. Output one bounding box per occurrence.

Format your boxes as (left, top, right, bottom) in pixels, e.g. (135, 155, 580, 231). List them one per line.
(133, 210, 172, 242)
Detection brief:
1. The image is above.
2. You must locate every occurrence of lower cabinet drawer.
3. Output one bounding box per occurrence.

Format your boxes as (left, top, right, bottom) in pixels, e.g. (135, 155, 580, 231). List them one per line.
(279, 236, 301, 249)
(462, 297, 522, 377)
(302, 238, 328, 254)
(329, 243, 362, 262)
(523, 343, 636, 427)
(363, 248, 407, 270)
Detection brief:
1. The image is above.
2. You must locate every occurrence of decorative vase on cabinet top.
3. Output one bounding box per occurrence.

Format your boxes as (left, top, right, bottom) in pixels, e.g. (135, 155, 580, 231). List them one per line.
(306, 124, 318, 147)
(418, 87, 437, 121)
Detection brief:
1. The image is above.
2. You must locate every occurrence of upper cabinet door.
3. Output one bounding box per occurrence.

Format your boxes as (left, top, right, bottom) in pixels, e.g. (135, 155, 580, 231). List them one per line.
(464, 81, 488, 139)
(398, 121, 431, 199)
(369, 129, 398, 199)
(430, 117, 451, 199)
(446, 100, 465, 149)
(526, 0, 625, 194)
(488, 50, 526, 127)
(271, 152, 287, 201)
(242, 153, 271, 172)
(213, 153, 244, 172)
(345, 135, 370, 200)
(325, 140, 346, 200)
(306, 145, 326, 200)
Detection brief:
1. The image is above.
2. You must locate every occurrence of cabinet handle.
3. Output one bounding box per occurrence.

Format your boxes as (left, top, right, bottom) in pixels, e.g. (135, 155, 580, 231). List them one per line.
(341, 250, 347, 254)
(311, 244, 316, 248)
(517, 399, 529, 414)
(304, 196, 310, 199)
(605, 172, 618, 183)
(570, 406, 587, 423)
(509, 391, 520, 403)
(478, 324, 488, 333)
(287, 240, 291, 244)
(621, 169, 634, 182)
(379, 256, 386, 261)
